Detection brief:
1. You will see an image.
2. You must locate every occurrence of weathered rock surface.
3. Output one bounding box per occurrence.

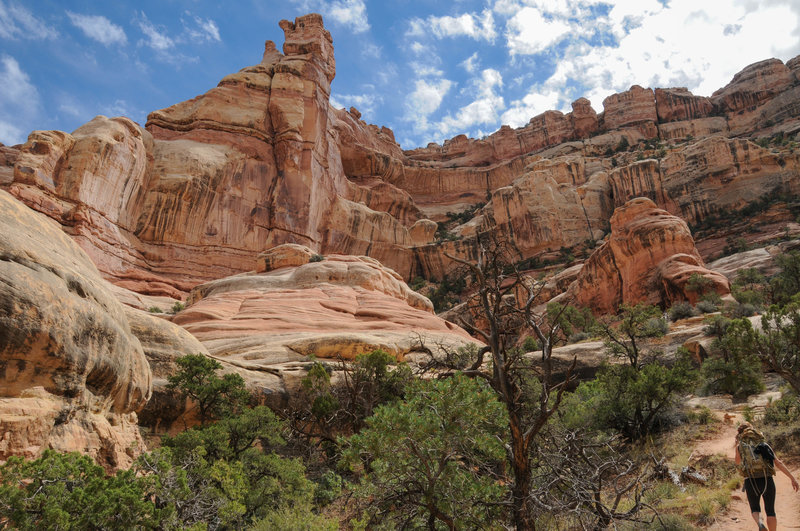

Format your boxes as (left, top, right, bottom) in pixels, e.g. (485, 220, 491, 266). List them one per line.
(3, 12, 800, 292)
(0, 190, 151, 470)
(601, 85, 658, 132)
(175, 247, 478, 368)
(570, 198, 730, 313)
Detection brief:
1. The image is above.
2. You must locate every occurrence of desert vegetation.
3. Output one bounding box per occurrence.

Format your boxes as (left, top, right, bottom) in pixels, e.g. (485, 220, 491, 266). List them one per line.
(4, 244, 799, 530)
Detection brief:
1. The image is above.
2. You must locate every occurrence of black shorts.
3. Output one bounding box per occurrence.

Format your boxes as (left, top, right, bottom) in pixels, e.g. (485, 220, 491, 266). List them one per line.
(744, 476, 776, 516)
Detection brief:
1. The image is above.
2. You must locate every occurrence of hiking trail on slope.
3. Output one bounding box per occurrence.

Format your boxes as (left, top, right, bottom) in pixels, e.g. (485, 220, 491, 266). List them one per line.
(694, 411, 800, 530)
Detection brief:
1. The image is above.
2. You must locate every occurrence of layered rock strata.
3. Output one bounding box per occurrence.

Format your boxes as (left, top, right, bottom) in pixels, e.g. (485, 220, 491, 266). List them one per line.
(569, 198, 731, 314)
(2, 14, 800, 291)
(174, 244, 478, 367)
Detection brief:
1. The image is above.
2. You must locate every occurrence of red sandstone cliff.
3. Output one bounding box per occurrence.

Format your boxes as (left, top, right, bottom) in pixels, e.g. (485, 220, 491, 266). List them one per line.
(2, 14, 800, 295)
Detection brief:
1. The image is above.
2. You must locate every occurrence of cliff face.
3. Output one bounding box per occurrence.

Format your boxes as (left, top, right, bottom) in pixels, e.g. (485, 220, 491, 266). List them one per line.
(569, 198, 731, 314)
(3, 15, 800, 293)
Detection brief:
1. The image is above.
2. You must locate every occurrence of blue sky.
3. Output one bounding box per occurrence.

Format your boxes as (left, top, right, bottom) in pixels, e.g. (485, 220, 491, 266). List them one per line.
(2, 1, 799, 149)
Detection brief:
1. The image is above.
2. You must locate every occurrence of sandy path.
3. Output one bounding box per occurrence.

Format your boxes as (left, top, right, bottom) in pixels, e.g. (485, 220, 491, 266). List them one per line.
(692, 413, 800, 530)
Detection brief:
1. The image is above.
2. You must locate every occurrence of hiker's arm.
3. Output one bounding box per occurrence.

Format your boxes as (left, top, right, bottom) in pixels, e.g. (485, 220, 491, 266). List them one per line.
(774, 456, 799, 492)
(735, 443, 741, 466)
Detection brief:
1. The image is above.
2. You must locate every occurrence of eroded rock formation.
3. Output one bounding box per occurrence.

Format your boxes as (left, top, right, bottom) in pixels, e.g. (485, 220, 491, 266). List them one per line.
(3, 13, 800, 290)
(570, 198, 731, 313)
(0, 190, 151, 470)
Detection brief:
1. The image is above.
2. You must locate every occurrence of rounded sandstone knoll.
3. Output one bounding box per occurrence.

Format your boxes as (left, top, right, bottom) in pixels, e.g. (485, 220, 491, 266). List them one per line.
(569, 197, 731, 314)
(257, 243, 317, 272)
(173, 252, 478, 369)
(0, 190, 152, 470)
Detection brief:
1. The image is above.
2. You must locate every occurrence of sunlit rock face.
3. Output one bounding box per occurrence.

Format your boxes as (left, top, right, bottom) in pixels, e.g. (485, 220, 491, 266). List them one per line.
(0, 190, 151, 470)
(569, 198, 731, 314)
(3, 11, 800, 292)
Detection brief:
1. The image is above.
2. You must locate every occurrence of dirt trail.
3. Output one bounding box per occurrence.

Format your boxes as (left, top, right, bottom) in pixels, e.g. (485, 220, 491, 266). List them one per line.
(693, 413, 800, 530)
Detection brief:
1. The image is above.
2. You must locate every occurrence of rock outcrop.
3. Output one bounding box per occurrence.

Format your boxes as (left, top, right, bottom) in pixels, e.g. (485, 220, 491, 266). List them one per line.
(570, 198, 730, 313)
(175, 245, 478, 367)
(0, 190, 151, 470)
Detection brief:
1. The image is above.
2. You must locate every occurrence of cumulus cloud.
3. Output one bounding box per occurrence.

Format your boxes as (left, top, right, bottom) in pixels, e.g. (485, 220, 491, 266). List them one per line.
(501, 89, 565, 128)
(505, 6, 571, 55)
(290, 0, 370, 33)
(404, 78, 454, 130)
(67, 12, 127, 46)
(408, 9, 496, 41)
(494, 0, 800, 127)
(461, 52, 479, 73)
(328, 0, 370, 33)
(434, 69, 505, 136)
(0, 55, 39, 145)
(0, 1, 58, 40)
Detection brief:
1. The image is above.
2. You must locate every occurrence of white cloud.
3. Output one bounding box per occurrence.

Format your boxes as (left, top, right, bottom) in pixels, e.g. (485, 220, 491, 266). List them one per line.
(495, 0, 800, 129)
(362, 43, 381, 59)
(404, 78, 454, 130)
(505, 6, 571, 55)
(185, 15, 221, 43)
(0, 55, 39, 145)
(434, 69, 505, 136)
(408, 9, 496, 41)
(331, 92, 382, 117)
(0, 1, 57, 40)
(67, 12, 127, 46)
(409, 41, 425, 55)
(410, 61, 444, 78)
(501, 89, 565, 128)
(461, 52, 479, 73)
(137, 13, 174, 51)
(328, 0, 369, 33)
(290, 0, 370, 33)
(102, 99, 134, 117)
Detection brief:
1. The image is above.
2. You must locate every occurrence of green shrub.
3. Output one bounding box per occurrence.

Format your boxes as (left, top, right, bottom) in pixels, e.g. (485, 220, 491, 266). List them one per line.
(343, 376, 506, 529)
(703, 314, 731, 337)
(0, 451, 159, 529)
(310, 254, 324, 262)
(566, 353, 698, 440)
(687, 405, 715, 425)
(522, 336, 540, 352)
(696, 299, 718, 314)
(645, 316, 670, 336)
(314, 470, 343, 505)
(409, 276, 425, 291)
(763, 391, 800, 425)
(171, 301, 185, 314)
(702, 319, 765, 398)
(669, 302, 698, 321)
(148, 306, 163, 313)
(568, 331, 592, 343)
(728, 303, 758, 318)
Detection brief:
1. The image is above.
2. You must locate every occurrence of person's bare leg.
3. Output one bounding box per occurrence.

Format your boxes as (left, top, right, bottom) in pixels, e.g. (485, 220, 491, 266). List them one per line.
(766, 515, 776, 531)
(750, 511, 761, 528)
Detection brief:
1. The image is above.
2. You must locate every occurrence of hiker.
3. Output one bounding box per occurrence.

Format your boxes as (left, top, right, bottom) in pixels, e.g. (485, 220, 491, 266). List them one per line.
(734, 422, 799, 531)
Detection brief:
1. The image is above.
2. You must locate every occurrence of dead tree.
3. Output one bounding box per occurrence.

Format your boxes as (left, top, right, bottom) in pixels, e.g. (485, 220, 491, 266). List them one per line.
(432, 233, 577, 530)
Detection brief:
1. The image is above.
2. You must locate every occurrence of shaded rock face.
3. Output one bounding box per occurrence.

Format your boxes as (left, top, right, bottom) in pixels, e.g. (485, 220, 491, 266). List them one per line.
(570, 198, 730, 314)
(0, 190, 151, 470)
